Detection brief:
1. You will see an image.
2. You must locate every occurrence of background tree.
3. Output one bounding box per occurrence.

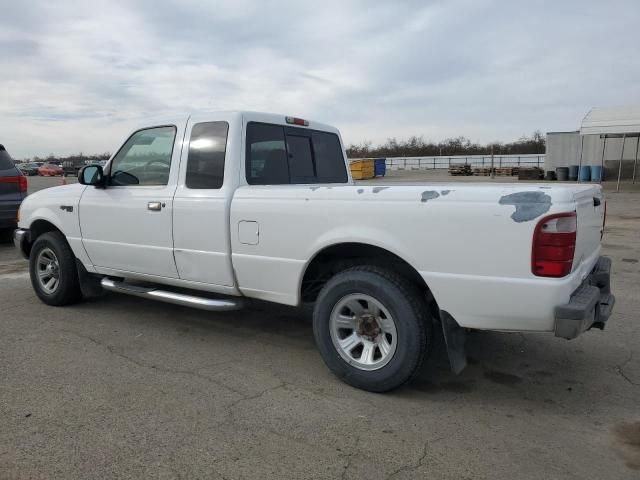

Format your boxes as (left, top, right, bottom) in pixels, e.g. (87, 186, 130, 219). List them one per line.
(346, 131, 545, 158)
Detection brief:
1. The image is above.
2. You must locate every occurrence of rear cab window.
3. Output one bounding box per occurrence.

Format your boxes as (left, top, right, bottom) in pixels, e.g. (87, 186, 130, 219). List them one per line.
(0, 146, 16, 172)
(246, 122, 347, 185)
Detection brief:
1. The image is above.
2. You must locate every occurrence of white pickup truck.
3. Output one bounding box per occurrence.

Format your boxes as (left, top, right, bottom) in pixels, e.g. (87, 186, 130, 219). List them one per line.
(14, 111, 614, 392)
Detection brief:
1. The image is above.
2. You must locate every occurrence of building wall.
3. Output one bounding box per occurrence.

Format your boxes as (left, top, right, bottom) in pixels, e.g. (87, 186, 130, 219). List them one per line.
(545, 132, 579, 171)
(545, 132, 639, 179)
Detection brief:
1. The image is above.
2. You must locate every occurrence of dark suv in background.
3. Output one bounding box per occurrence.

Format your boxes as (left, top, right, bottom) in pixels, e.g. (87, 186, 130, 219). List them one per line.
(0, 145, 27, 238)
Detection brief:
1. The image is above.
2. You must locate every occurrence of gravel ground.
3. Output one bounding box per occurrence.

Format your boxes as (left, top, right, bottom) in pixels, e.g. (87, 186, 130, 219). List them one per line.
(0, 173, 638, 479)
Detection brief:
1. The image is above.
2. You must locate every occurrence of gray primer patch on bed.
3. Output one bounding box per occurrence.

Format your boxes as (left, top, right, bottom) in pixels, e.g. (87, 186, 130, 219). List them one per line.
(357, 188, 364, 194)
(310, 186, 321, 191)
(499, 191, 552, 222)
(372, 187, 389, 193)
(441, 189, 452, 196)
(421, 191, 440, 203)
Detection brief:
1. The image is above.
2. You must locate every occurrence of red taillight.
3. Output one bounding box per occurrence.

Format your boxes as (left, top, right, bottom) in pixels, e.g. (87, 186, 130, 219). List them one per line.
(0, 175, 28, 192)
(532, 212, 576, 278)
(285, 116, 309, 126)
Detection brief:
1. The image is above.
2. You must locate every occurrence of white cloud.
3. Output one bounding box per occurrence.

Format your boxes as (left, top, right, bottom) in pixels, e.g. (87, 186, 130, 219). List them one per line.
(1, 0, 639, 158)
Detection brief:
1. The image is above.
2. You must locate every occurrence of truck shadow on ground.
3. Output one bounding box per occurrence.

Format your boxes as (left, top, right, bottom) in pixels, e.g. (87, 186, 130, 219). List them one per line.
(79, 291, 621, 410)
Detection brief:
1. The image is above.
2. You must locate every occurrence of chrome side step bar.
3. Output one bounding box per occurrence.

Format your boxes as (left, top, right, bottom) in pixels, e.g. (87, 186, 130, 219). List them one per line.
(100, 278, 243, 312)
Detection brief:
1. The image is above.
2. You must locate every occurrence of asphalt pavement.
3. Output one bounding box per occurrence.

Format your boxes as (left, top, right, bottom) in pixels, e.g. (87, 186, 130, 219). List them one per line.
(0, 173, 638, 479)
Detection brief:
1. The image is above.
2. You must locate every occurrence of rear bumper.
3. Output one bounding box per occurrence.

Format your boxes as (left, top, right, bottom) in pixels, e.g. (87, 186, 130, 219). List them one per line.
(554, 256, 615, 340)
(0, 200, 21, 227)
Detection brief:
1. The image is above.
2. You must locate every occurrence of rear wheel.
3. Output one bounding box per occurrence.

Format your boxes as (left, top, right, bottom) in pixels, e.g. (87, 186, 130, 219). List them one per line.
(313, 266, 431, 392)
(29, 231, 83, 306)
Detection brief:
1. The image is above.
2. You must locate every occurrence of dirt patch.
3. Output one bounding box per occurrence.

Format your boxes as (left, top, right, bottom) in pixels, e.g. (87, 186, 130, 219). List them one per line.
(613, 422, 640, 470)
(0, 262, 27, 275)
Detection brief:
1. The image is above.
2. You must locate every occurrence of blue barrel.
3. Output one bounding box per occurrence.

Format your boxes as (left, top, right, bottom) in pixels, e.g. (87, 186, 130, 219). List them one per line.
(374, 158, 386, 177)
(568, 165, 579, 181)
(578, 165, 591, 182)
(591, 165, 603, 182)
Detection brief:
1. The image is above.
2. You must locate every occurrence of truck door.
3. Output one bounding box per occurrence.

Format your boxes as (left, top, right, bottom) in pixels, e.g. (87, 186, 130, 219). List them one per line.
(172, 116, 236, 286)
(79, 125, 181, 278)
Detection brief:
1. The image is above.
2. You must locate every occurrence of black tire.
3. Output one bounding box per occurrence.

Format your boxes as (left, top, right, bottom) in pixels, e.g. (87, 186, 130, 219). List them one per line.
(29, 231, 83, 306)
(313, 266, 431, 392)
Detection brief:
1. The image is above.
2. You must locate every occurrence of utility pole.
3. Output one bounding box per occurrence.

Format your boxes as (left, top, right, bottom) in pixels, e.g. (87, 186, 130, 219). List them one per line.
(490, 145, 495, 179)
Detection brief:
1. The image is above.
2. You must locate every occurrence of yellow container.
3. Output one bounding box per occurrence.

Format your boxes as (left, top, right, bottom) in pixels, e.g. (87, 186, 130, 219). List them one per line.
(350, 159, 375, 179)
(352, 169, 373, 180)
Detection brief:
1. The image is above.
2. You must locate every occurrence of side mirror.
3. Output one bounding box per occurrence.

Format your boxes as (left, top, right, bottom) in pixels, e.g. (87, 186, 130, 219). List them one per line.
(78, 165, 105, 187)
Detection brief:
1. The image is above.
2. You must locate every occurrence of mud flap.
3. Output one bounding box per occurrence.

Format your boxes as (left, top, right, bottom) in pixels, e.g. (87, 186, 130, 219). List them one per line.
(440, 310, 467, 374)
(75, 259, 105, 298)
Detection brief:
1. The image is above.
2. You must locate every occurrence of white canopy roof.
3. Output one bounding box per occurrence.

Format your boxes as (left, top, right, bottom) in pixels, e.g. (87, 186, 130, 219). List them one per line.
(580, 106, 640, 136)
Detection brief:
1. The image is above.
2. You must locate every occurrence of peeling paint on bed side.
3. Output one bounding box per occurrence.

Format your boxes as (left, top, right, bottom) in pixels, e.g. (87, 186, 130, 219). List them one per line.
(372, 187, 389, 193)
(421, 191, 440, 203)
(357, 189, 364, 194)
(499, 191, 552, 223)
(441, 190, 452, 196)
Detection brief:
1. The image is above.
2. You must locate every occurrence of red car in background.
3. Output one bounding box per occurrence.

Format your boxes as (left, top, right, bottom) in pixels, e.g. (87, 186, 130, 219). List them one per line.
(38, 163, 64, 176)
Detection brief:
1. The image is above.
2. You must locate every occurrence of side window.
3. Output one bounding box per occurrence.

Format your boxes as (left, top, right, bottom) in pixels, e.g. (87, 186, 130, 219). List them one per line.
(109, 126, 176, 186)
(246, 123, 288, 185)
(312, 131, 348, 183)
(186, 122, 229, 189)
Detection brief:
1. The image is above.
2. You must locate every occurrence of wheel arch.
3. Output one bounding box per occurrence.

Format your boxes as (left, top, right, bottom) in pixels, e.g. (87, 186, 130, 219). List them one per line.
(300, 242, 436, 309)
(21, 218, 64, 258)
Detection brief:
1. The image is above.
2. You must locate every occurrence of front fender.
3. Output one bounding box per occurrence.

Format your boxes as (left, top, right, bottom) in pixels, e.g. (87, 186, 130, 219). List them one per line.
(19, 184, 94, 270)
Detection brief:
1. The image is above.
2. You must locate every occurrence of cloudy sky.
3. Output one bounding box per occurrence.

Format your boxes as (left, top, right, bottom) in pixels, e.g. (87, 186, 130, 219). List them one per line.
(1, 0, 639, 158)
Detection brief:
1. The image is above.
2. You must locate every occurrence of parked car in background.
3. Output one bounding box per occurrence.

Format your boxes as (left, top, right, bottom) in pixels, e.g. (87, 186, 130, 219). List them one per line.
(62, 158, 87, 176)
(38, 163, 64, 176)
(0, 145, 27, 236)
(85, 159, 108, 167)
(18, 163, 40, 176)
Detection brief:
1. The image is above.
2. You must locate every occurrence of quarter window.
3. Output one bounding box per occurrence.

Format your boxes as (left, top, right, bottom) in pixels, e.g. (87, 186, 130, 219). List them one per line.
(186, 122, 229, 189)
(109, 126, 176, 186)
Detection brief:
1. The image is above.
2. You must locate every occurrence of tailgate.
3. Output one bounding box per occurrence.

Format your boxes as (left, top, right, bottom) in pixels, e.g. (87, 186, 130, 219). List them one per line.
(573, 185, 605, 272)
(0, 173, 22, 202)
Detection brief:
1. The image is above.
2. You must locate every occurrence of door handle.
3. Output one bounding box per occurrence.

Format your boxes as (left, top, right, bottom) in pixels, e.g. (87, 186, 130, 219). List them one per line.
(147, 202, 162, 211)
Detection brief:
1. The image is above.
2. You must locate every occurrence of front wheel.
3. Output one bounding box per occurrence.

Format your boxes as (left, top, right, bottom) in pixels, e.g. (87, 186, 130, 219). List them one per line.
(29, 231, 83, 306)
(313, 266, 431, 392)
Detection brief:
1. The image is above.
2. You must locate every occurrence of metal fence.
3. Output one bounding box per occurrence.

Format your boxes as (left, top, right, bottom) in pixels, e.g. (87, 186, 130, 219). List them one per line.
(382, 154, 545, 170)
